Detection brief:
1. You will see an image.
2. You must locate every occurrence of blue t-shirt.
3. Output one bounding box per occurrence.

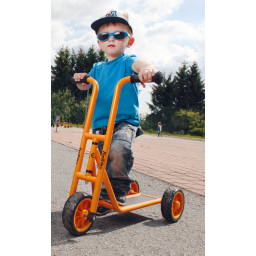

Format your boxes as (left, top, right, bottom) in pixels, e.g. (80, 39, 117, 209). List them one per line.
(88, 53, 140, 129)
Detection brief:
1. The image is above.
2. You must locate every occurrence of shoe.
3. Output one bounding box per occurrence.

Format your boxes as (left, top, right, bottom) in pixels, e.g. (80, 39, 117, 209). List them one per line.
(96, 206, 113, 216)
(107, 196, 126, 206)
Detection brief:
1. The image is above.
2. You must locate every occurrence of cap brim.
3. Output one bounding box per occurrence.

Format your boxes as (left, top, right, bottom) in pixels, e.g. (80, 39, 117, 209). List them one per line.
(91, 17, 132, 34)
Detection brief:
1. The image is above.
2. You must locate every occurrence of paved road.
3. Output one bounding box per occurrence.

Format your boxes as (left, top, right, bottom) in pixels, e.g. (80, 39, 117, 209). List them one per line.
(51, 127, 205, 197)
(51, 141, 205, 255)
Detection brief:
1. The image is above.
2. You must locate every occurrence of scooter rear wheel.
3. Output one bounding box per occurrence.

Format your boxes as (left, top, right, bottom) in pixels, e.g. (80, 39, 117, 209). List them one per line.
(161, 187, 185, 223)
(127, 180, 140, 195)
(62, 192, 95, 236)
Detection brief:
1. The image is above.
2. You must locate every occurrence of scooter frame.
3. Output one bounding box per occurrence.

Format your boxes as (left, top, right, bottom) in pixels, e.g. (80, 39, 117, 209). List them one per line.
(63, 73, 185, 236)
(69, 76, 161, 213)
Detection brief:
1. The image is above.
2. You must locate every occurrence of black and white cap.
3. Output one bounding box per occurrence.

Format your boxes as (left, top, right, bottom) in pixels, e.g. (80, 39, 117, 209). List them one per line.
(91, 9, 133, 34)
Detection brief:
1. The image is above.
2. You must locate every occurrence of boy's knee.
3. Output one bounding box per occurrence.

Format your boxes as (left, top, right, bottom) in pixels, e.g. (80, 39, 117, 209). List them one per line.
(110, 140, 131, 154)
(109, 141, 134, 165)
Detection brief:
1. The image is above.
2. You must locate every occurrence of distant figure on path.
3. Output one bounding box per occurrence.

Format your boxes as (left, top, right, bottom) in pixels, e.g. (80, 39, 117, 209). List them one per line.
(157, 122, 162, 137)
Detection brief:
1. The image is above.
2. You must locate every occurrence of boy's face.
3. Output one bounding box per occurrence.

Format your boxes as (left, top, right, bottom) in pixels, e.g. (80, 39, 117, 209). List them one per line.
(97, 23, 134, 61)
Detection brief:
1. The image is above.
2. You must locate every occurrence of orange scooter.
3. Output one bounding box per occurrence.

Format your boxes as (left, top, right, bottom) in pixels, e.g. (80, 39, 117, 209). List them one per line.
(63, 72, 185, 236)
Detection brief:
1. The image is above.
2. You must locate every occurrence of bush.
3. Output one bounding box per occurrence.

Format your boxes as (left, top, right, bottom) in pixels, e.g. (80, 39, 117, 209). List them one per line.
(142, 108, 205, 136)
(51, 89, 90, 124)
(188, 127, 203, 136)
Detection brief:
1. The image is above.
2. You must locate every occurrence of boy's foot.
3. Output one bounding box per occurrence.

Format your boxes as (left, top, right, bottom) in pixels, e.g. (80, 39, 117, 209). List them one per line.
(96, 206, 113, 216)
(107, 196, 126, 206)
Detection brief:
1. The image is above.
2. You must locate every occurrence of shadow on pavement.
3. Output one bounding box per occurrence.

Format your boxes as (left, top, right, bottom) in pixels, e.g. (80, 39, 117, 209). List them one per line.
(142, 218, 174, 227)
(51, 210, 171, 246)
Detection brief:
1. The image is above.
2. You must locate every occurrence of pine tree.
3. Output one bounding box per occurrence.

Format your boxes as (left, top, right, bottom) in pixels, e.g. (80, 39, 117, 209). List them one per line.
(74, 46, 106, 100)
(146, 73, 177, 132)
(97, 49, 106, 62)
(51, 45, 72, 93)
(51, 45, 105, 100)
(72, 47, 87, 101)
(173, 61, 190, 109)
(187, 61, 205, 113)
(147, 73, 176, 113)
(75, 47, 86, 73)
(86, 45, 99, 68)
(143, 61, 205, 135)
(69, 48, 77, 74)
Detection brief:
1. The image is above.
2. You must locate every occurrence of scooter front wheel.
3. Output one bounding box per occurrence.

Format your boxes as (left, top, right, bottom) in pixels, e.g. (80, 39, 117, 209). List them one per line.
(62, 192, 95, 236)
(161, 187, 185, 223)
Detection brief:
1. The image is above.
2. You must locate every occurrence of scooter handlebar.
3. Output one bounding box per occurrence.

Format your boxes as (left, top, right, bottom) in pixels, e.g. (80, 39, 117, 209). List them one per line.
(66, 75, 90, 86)
(130, 71, 163, 85)
(66, 71, 163, 86)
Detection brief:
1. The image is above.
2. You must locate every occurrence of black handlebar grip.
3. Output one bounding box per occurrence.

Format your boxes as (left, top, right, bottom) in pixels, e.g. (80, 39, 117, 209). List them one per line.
(66, 75, 90, 86)
(130, 71, 163, 85)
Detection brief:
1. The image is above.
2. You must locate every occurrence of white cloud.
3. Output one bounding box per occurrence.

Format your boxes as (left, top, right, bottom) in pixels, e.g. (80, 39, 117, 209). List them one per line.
(51, 20, 66, 47)
(52, 0, 123, 23)
(145, 20, 204, 42)
(128, 19, 205, 76)
(124, 0, 183, 24)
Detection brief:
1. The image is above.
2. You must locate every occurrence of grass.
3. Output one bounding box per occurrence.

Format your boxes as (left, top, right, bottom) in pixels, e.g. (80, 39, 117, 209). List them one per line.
(143, 130, 205, 140)
(53, 123, 205, 139)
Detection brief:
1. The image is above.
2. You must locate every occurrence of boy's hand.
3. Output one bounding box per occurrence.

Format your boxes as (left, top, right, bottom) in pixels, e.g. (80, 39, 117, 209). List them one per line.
(132, 60, 157, 88)
(138, 67, 157, 88)
(74, 73, 88, 90)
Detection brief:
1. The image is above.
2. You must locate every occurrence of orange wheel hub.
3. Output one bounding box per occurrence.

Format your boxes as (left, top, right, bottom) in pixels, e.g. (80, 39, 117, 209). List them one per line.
(74, 198, 92, 232)
(172, 191, 184, 219)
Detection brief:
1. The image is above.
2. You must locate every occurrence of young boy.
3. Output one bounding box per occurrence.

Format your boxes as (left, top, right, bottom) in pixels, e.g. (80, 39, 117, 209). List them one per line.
(73, 9, 157, 215)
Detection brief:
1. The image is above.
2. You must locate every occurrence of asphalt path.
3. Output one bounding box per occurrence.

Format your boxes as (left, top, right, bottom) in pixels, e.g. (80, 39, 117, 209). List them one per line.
(51, 141, 205, 255)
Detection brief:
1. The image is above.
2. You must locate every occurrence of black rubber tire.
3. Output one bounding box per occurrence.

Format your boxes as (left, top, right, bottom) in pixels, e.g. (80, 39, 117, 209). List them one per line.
(62, 192, 95, 236)
(161, 187, 185, 223)
(128, 180, 140, 195)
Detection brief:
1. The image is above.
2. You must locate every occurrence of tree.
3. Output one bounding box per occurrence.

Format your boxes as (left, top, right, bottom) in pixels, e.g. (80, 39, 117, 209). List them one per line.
(172, 109, 205, 136)
(51, 88, 90, 124)
(147, 72, 176, 113)
(187, 61, 205, 114)
(51, 45, 73, 93)
(51, 44, 106, 101)
(144, 61, 205, 135)
(97, 49, 106, 62)
(72, 47, 87, 100)
(86, 45, 99, 68)
(70, 94, 91, 124)
(173, 61, 190, 109)
(147, 60, 205, 115)
(51, 88, 75, 123)
(69, 48, 77, 73)
(75, 47, 86, 73)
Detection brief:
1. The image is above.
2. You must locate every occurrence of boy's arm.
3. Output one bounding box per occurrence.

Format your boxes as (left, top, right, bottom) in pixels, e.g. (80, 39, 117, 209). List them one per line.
(74, 72, 92, 90)
(132, 60, 157, 88)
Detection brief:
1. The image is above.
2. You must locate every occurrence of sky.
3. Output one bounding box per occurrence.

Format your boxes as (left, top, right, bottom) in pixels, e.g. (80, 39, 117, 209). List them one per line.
(51, 0, 205, 115)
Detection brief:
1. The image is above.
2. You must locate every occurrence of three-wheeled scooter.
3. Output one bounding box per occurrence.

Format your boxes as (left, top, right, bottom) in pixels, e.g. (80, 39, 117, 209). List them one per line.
(62, 72, 185, 236)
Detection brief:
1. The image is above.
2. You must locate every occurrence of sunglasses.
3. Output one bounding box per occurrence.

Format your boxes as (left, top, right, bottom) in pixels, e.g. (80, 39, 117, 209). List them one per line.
(97, 31, 131, 41)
